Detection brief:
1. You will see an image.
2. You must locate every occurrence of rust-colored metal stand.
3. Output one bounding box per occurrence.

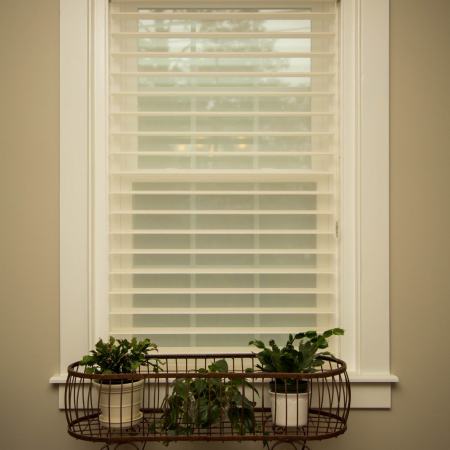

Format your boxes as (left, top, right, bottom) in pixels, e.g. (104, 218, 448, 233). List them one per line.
(65, 354, 350, 449)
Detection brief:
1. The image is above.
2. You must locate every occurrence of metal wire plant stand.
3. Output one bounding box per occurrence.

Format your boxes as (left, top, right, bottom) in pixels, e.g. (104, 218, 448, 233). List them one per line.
(65, 354, 350, 449)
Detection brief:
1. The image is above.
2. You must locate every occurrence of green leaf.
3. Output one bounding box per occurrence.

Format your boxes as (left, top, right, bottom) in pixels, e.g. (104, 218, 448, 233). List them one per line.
(305, 330, 318, 339)
(79, 336, 160, 374)
(252, 328, 344, 374)
(249, 339, 266, 350)
(209, 359, 228, 373)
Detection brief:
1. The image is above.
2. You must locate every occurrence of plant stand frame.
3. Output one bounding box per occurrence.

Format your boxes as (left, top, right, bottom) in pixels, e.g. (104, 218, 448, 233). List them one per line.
(65, 354, 350, 449)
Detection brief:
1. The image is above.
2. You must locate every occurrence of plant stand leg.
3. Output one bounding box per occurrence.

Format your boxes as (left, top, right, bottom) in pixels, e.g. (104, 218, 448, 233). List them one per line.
(100, 444, 140, 450)
(271, 440, 310, 450)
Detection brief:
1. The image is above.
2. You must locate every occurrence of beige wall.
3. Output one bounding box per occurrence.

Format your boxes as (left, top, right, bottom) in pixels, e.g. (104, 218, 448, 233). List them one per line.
(1, 0, 450, 449)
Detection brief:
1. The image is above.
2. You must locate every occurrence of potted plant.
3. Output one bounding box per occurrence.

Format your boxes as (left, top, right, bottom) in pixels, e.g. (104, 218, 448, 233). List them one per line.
(249, 328, 344, 428)
(80, 336, 162, 428)
(161, 359, 257, 437)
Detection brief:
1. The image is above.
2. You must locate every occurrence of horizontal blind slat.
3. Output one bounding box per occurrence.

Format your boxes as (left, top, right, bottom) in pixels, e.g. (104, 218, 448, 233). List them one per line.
(110, 249, 335, 255)
(110, 267, 333, 274)
(111, 90, 334, 96)
(110, 210, 334, 215)
(112, 31, 335, 38)
(110, 12, 336, 19)
(110, 288, 334, 294)
(112, 72, 333, 78)
(110, 308, 333, 315)
(110, 191, 333, 196)
(111, 327, 330, 336)
(112, 51, 333, 58)
(110, 171, 335, 175)
(111, 131, 334, 136)
(110, 0, 336, 4)
(110, 111, 334, 117)
(110, 230, 333, 235)
(110, 152, 335, 157)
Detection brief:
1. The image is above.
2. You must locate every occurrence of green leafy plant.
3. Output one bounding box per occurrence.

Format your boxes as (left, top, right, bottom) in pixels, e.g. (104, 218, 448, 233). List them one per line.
(80, 336, 162, 376)
(249, 328, 344, 392)
(161, 359, 257, 438)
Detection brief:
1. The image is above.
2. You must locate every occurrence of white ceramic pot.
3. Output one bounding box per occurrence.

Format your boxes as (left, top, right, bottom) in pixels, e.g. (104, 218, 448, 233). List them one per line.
(94, 379, 144, 428)
(270, 391, 309, 427)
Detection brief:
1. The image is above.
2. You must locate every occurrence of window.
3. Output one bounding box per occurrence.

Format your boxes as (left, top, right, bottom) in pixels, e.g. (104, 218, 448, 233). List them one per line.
(109, 0, 339, 351)
(53, 0, 397, 409)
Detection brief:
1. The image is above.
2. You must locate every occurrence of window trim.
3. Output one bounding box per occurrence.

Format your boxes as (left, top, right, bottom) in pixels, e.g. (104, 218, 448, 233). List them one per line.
(52, 0, 398, 409)
(339, 0, 392, 377)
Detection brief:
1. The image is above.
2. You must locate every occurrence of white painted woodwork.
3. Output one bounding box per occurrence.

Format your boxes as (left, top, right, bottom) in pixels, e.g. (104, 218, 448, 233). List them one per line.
(56, 0, 396, 408)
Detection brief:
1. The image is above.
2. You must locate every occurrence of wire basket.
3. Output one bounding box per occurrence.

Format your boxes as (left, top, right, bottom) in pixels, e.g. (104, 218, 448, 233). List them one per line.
(65, 354, 350, 448)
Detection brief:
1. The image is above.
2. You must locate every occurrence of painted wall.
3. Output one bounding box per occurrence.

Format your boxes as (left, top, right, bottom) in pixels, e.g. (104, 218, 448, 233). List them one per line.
(1, 0, 449, 449)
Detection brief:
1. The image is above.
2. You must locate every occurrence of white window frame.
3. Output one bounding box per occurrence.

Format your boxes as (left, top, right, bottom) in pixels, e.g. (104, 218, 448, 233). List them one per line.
(51, 0, 398, 408)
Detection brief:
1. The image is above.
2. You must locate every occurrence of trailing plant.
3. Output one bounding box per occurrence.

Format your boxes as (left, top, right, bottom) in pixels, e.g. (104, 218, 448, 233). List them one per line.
(161, 359, 257, 438)
(249, 328, 344, 392)
(80, 336, 162, 376)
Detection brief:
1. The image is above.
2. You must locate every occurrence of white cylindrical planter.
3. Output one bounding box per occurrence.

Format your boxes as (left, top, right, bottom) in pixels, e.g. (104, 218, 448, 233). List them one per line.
(270, 391, 309, 428)
(94, 379, 144, 428)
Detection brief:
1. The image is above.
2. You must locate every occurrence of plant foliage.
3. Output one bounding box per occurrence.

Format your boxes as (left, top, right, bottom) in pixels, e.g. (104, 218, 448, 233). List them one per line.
(249, 328, 344, 392)
(161, 359, 257, 438)
(80, 336, 162, 374)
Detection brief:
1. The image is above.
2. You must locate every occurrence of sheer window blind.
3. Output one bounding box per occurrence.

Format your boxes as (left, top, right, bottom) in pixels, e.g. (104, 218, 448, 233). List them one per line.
(109, 0, 339, 351)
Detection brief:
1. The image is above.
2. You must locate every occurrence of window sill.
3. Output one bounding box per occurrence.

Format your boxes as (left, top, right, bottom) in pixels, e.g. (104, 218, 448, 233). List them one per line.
(50, 372, 399, 409)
